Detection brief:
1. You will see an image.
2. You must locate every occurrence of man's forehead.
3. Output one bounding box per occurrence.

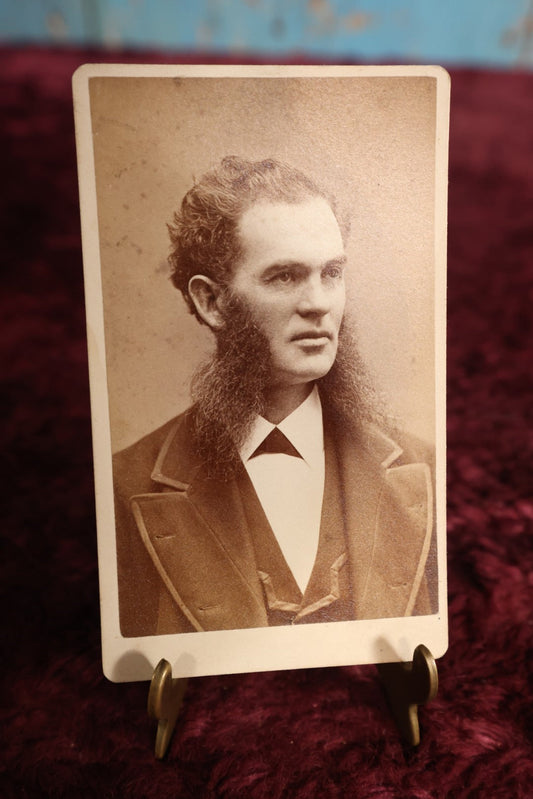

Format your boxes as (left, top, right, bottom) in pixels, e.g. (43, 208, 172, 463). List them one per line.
(238, 195, 338, 228)
(235, 197, 345, 266)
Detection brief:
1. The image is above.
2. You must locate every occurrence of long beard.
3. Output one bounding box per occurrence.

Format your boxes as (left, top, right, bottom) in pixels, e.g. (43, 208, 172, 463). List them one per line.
(191, 299, 383, 480)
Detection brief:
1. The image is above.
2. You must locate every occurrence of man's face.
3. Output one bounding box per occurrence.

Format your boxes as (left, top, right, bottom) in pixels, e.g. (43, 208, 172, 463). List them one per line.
(227, 197, 346, 391)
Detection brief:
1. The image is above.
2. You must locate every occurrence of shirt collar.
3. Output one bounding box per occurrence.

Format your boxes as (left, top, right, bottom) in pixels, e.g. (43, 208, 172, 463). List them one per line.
(239, 385, 324, 467)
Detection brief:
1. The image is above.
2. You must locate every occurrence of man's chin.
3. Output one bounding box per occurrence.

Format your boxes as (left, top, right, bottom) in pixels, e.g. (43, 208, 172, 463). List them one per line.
(275, 364, 336, 388)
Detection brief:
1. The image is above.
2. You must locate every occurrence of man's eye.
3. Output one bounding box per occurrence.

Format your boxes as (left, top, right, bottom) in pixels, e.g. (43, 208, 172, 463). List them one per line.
(272, 270, 295, 284)
(323, 266, 343, 280)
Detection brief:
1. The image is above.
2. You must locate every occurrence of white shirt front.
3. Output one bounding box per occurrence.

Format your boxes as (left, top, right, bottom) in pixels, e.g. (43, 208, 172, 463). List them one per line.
(239, 387, 325, 593)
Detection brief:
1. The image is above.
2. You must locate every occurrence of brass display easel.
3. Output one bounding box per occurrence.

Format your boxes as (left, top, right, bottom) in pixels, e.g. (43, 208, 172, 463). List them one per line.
(147, 644, 438, 759)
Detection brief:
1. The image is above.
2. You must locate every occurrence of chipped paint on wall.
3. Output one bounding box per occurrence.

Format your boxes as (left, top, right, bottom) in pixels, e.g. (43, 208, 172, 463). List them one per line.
(1, 0, 532, 68)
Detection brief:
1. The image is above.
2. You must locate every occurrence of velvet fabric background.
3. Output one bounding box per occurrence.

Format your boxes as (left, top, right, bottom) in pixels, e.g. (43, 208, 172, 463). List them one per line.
(1, 48, 532, 797)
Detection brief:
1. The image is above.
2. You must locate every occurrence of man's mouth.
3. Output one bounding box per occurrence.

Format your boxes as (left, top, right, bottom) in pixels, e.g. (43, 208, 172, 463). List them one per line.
(291, 330, 332, 343)
(291, 331, 333, 345)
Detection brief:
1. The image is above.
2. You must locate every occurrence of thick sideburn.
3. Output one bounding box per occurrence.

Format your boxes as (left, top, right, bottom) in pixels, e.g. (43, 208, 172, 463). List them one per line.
(190, 293, 272, 479)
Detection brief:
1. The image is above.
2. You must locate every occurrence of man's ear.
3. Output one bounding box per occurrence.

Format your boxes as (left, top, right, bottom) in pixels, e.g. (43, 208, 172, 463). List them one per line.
(188, 275, 226, 330)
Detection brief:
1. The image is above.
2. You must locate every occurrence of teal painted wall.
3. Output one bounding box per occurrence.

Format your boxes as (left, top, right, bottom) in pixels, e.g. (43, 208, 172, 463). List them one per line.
(1, 0, 532, 68)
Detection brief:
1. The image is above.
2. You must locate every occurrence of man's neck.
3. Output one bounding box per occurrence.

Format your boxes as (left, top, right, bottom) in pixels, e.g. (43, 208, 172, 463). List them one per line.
(262, 382, 315, 424)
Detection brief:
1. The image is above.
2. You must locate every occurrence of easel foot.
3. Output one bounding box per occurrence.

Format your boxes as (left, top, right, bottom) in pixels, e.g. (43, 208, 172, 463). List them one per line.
(148, 659, 188, 759)
(377, 644, 438, 746)
(147, 646, 437, 756)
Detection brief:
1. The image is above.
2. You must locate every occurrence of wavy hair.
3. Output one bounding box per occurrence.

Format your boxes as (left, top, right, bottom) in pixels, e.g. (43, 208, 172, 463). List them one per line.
(168, 156, 335, 321)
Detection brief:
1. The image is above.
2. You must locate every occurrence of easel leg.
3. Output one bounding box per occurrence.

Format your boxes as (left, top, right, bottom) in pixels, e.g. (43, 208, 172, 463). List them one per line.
(148, 659, 188, 759)
(376, 644, 438, 746)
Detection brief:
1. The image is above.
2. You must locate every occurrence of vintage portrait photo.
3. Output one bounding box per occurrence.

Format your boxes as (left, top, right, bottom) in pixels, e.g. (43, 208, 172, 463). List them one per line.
(73, 64, 449, 681)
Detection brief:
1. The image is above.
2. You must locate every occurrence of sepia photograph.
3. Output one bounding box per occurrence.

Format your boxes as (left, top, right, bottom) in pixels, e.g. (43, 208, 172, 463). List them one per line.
(73, 64, 449, 681)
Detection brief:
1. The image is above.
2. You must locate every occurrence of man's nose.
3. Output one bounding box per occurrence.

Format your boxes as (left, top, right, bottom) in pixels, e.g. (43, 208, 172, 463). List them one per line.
(297, 276, 331, 316)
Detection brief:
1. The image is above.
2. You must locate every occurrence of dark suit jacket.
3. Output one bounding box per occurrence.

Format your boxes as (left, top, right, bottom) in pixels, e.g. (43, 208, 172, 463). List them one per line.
(113, 408, 437, 637)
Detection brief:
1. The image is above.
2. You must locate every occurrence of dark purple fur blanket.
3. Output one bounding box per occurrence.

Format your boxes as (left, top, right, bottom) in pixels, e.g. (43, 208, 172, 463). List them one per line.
(1, 48, 532, 797)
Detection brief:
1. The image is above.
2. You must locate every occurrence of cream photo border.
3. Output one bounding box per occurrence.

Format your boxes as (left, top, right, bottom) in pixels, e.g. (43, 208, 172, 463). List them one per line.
(73, 64, 449, 682)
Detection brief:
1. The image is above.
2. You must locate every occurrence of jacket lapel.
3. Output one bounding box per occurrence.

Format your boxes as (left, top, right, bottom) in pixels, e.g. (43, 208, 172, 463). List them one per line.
(130, 410, 432, 630)
(130, 412, 267, 632)
(337, 426, 433, 619)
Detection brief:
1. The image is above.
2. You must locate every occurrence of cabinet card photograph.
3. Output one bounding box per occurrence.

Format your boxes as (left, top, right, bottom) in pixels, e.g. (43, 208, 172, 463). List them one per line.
(73, 64, 449, 682)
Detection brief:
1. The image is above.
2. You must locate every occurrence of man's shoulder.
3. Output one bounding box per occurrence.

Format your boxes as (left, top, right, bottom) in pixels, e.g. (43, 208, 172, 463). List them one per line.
(390, 428, 435, 476)
(113, 409, 194, 496)
(360, 424, 435, 521)
(336, 418, 434, 471)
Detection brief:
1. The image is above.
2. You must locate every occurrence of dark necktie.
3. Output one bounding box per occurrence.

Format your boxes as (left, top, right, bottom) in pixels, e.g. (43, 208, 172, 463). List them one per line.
(249, 427, 303, 459)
